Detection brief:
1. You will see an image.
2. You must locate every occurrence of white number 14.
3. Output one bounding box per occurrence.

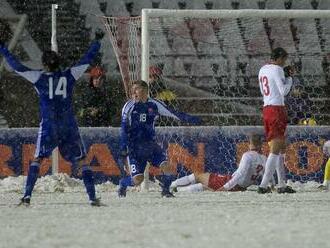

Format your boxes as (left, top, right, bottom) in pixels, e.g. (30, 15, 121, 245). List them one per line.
(48, 77, 67, 99)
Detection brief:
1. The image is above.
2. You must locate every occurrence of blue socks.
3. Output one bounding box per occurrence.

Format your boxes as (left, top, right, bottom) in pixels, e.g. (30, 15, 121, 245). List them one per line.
(159, 174, 175, 193)
(82, 166, 96, 201)
(24, 161, 40, 198)
(119, 176, 134, 189)
(24, 163, 96, 202)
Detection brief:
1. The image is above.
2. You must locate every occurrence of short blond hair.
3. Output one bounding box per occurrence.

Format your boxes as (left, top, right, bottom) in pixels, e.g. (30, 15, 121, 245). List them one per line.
(249, 133, 262, 147)
(132, 80, 149, 91)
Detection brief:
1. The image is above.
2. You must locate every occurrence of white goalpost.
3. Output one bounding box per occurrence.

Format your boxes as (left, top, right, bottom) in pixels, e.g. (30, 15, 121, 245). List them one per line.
(51, 3, 59, 175)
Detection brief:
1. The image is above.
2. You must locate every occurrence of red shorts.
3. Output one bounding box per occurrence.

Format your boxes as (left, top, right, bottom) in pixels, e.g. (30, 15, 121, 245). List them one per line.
(208, 174, 232, 191)
(263, 105, 288, 142)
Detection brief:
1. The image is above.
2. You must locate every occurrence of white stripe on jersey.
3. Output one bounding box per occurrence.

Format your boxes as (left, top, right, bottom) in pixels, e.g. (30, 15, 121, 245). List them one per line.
(121, 100, 135, 126)
(34, 119, 44, 158)
(149, 98, 180, 120)
(121, 98, 181, 126)
(121, 100, 135, 117)
(70, 64, 89, 80)
(16, 70, 43, 84)
(73, 132, 86, 161)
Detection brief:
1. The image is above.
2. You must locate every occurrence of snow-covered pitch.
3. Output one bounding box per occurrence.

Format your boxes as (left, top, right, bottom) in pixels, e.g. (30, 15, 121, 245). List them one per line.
(0, 174, 329, 248)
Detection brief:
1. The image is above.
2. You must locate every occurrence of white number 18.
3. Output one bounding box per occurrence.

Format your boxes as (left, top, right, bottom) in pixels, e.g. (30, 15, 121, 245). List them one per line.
(48, 77, 67, 99)
(139, 114, 147, 122)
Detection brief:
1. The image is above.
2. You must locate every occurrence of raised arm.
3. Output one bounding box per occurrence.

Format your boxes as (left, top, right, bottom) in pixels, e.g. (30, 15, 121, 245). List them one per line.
(151, 98, 201, 125)
(70, 29, 104, 80)
(0, 44, 41, 83)
(222, 153, 251, 191)
(274, 67, 293, 96)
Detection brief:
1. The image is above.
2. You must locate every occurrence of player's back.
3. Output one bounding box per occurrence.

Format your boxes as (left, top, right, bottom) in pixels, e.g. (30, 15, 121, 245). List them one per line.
(0, 40, 101, 123)
(34, 69, 76, 122)
(234, 150, 267, 188)
(259, 64, 286, 106)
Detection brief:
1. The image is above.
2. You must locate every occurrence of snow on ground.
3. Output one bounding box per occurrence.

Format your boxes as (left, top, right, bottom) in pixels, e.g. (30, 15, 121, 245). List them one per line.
(0, 175, 329, 248)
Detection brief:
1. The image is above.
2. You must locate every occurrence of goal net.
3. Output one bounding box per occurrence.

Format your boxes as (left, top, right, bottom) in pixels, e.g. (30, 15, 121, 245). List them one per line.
(101, 9, 330, 184)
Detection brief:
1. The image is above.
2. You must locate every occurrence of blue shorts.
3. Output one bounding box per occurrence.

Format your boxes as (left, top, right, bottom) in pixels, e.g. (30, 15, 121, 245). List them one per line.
(35, 120, 86, 162)
(128, 141, 167, 177)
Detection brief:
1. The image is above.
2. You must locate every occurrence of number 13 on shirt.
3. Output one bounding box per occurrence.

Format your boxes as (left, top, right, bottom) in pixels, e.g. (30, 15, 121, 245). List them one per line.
(260, 76, 270, 96)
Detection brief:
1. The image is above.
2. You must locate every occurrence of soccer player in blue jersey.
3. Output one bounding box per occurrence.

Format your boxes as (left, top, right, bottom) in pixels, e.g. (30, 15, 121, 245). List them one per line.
(0, 30, 105, 206)
(118, 80, 199, 197)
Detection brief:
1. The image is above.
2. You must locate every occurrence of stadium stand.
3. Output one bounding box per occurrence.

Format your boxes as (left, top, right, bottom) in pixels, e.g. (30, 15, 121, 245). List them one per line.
(7, 0, 90, 67)
(0, 0, 330, 126)
(77, 0, 119, 76)
(103, 0, 130, 16)
(265, 0, 286, 9)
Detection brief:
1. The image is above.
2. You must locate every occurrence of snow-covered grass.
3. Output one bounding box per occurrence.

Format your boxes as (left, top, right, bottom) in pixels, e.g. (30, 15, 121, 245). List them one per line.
(0, 175, 329, 248)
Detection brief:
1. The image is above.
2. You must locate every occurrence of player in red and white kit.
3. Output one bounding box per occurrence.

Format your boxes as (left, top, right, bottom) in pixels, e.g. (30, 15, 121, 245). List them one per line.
(258, 47, 296, 194)
(170, 134, 272, 193)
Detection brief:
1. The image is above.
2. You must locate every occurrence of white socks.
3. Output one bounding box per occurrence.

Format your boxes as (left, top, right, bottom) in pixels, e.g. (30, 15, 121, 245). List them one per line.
(177, 183, 204, 193)
(276, 154, 286, 188)
(170, 174, 203, 193)
(171, 173, 196, 188)
(260, 153, 280, 188)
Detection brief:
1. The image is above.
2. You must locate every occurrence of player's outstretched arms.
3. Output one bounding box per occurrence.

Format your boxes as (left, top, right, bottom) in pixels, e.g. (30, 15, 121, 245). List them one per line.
(0, 43, 34, 73)
(152, 98, 201, 125)
(175, 111, 201, 125)
(0, 35, 7, 47)
(0, 43, 42, 83)
(70, 29, 104, 80)
(94, 28, 105, 41)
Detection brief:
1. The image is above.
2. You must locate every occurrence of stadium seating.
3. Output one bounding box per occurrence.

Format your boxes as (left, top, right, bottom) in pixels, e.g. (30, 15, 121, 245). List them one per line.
(7, 0, 90, 67)
(104, 0, 130, 16)
(265, 0, 286, 9)
(2, 0, 330, 126)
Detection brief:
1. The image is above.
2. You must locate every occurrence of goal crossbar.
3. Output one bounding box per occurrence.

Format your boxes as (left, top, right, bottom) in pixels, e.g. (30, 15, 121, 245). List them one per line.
(142, 9, 330, 19)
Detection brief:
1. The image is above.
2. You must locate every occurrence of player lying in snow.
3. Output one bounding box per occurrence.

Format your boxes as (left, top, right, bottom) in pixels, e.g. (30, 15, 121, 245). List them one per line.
(118, 80, 200, 198)
(170, 134, 276, 193)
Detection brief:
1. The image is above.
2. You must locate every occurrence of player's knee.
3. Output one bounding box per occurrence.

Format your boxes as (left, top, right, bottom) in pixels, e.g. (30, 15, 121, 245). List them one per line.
(159, 161, 173, 174)
(194, 173, 210, 185)
(133, 175, 144, 185)
(194, 173, 203, 182)
(269, 139, 285, 154)
(270, 146, 281, 154)
(76, 155, 89, 167)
